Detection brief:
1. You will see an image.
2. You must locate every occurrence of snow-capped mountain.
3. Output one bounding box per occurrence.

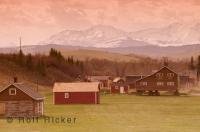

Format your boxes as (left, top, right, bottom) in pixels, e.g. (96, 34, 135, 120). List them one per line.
(43, 25, 151, 48)
(130, 23, 200, 46)
(43, 23, 200, 47)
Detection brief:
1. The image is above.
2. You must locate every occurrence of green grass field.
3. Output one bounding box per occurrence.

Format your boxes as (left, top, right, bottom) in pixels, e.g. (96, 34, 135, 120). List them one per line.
(1, 93, 200, 132)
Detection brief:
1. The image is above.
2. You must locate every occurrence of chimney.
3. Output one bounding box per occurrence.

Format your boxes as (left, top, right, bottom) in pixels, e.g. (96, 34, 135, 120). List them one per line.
(14, 77, 18, 83)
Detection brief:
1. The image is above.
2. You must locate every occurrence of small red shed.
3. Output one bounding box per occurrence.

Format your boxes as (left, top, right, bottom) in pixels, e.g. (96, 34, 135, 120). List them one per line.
(53, 82, 100, 104)
(111, 84, 129, 94)
(0, 83, 44, 117)
(111, 77, 129, 94)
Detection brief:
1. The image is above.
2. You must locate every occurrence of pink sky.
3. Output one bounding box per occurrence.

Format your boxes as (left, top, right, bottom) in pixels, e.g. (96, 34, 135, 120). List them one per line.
(0, 0, 200, 47)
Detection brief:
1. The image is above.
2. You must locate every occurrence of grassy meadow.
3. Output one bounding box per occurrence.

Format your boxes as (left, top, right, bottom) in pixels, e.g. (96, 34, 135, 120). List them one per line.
(1, 93, 200, 132)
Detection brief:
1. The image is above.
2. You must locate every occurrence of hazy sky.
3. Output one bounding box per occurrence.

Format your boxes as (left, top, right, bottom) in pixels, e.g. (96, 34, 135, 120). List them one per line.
(0, 0, 200, 47)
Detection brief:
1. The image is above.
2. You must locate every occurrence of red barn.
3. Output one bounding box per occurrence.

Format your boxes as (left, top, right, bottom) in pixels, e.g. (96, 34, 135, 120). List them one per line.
(53, 82, 100, 104)
(0, 83, 44, 117)
(111, 77, 129, 94)
(135, 66, 179, 95)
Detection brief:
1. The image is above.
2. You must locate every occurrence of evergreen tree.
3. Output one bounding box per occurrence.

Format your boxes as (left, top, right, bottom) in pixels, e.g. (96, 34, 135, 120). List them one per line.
(36, 59, 46, 76)
(49, 48, 64, 62)
(189, 56, 195, 70)
(197, 56, 200, 81)
(18, 49, 25, 66)
(163, 57, 169, 67)
(26, 54, 33, 70)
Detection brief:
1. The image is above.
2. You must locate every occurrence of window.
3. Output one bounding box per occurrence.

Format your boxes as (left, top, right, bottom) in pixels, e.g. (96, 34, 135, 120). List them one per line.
(64, 93, 70, 99)
(9, 88, 16, 95)
(167, 82, 175, 86)
(156, 73, 164, 79)
(157, 82, 164, 86)
(115, 86, 119, 89)
(140, 82, 147, 86)
(167, 73, 174, 79)
(37, 102, 43, 115)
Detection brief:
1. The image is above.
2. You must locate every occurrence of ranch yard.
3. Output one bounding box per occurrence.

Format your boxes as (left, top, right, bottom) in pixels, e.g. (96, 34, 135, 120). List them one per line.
(1, 93, 200, 132)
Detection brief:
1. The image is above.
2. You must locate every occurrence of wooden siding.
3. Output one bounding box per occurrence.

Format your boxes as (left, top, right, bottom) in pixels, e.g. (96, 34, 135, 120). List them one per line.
(111, 85, 129, 94)
(0, 86, 33, 101)
(0, 100, 43, 117)
(0, 85, 44, 117)
(136, 67, 178, 91)
(0, 103, 5, 115)
(54, 92, 99, 104)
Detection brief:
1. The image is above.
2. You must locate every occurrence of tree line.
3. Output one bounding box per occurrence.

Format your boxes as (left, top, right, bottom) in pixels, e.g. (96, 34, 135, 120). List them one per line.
(189, 56, 200, 81)
(0, 48, 194, 84)
(0, 48, 84, 80)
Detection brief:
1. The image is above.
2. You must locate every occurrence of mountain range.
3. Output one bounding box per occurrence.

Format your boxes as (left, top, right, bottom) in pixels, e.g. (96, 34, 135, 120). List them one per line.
(0, 23, 200, 60)
(42, 23, 200, 47)
(42, 25, 151, 48)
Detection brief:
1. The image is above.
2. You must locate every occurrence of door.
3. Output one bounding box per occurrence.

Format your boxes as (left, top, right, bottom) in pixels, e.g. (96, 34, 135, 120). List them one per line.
(0, 103, 5, 115)
(120, 86, 124, 94)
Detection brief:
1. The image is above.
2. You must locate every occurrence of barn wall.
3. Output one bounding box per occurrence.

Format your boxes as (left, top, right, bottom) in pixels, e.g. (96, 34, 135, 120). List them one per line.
(0, 100, 43, 117)
(97, 92, 100, 104)
(136, 68, 178, 91)
(54, 92, 99, 104)
(111, 85, 129, 94)
(111, 86, 120, 93)
(0, 101, 34, 117)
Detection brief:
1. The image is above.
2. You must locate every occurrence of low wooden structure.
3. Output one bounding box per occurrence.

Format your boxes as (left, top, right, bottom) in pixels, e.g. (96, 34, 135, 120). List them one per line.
(0, 83, 44, 117)
(87, 76, 112, 90)
(125, 75, 146, 89)
(135, 66, 179, 95)
(111, 77, 129, 94)
(179, 75, 196, 88)
(53, 82, 100, 104)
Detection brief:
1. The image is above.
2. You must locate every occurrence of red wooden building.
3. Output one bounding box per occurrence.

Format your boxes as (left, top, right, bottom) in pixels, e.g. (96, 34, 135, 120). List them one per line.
(87, 76, 112, 90)
(0, 83, 44, 117)
(125, 75, 146, 89)
(135, 66, 179, 95)
(53, 82, 100, 104)
(111, 77, 129, 94)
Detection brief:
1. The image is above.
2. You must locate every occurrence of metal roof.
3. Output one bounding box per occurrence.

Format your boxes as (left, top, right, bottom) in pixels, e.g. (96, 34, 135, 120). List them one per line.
(0, 83, 44, 100)
(88, 76, 111, 82)
(53, 82, 100, 92)
(135, 66, 177, 82)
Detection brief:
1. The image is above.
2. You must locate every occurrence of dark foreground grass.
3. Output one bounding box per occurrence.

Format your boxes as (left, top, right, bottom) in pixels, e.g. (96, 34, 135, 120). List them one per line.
(1, 94, 200, 132)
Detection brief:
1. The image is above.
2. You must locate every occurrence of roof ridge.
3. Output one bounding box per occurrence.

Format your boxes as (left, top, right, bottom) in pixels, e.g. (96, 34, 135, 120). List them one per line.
(135, 66, 177, 82)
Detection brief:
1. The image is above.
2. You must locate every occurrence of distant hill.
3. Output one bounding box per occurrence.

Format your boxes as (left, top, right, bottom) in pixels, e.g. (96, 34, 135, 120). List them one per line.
(0, 44, 142, 62)
(0, 44, 200, 60)
(101, 44, 200, 59)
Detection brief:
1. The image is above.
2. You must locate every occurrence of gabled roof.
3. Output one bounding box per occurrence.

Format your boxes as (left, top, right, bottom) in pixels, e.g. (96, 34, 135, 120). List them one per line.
(0, 83, 44, 100)
(135, 66, 177, 82)
(88, 76, 111, 81)
(113, 77, 124, 83)
(53, 82, 100, 92)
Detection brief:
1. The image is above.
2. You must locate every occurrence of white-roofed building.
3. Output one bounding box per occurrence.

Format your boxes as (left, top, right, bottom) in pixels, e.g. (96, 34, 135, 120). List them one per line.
(53, 82, 100, 104)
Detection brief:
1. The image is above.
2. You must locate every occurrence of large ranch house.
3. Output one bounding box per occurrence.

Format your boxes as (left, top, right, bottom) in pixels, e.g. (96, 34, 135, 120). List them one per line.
(0, 82, 44, 117)
(135, 66, 179, 95)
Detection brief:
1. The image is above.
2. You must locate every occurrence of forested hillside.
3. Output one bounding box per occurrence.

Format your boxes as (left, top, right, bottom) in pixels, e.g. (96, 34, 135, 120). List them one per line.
(0, 48, 194, 86)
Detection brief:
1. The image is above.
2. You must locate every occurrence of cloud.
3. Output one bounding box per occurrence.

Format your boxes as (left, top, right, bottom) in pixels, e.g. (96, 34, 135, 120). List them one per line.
(0, 0, 200, 46)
